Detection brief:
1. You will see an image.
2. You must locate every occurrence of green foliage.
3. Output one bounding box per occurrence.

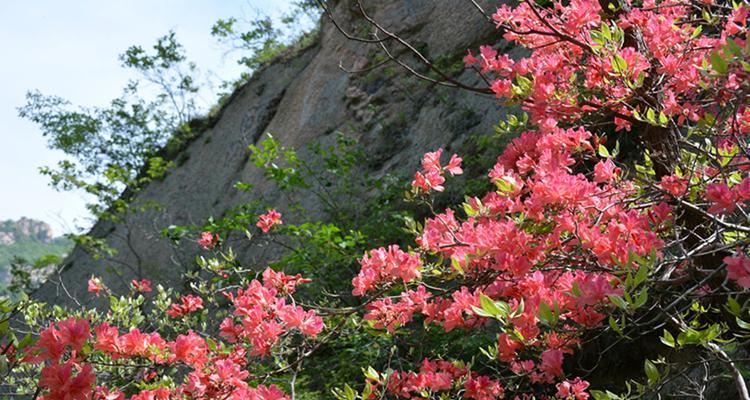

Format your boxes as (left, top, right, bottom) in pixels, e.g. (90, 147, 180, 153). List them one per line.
(211, 2, 320, 93)
(119, 30, 200, 125)
(16, 31, 211, 266)
(17, 31, 202, 221)
(171, 133, 414, 296)
(211, 16, 279, 70)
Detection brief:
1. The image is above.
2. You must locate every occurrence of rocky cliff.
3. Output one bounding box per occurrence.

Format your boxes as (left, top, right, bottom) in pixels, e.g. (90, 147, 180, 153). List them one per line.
(0, 218, 71, 289)
(36, 0, 507, 305)
(0, 217, 54, 245)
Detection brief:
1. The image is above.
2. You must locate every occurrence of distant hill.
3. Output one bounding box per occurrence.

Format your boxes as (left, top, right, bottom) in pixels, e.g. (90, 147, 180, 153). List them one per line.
(0, 218, 72, 288)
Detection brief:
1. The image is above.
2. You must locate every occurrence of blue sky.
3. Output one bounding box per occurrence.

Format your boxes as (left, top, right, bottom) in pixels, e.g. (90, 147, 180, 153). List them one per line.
(0, 1, 291, 236)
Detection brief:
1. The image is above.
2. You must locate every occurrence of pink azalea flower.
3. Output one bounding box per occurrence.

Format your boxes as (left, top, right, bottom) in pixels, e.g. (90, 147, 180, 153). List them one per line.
(131, 279, 152, 293)
(257, 209, 282, 233)
(87, 276, 104, 296)
(197, 231, 219, 249)
(706, 183, 738, 214)
(725, 252, 750, 288)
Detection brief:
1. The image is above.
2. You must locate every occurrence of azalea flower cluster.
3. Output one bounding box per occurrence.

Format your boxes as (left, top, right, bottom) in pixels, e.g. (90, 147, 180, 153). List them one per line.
(355, 124, 663, 395)
(471, 0, 750, 241)
(411, 148, 463, 192)
(256, 209, 283, 233)
(724, 252, 750, 289)
(22, 318, 96, 400)
(705, 178, 750, 215)
(25, 269, 321, 399)
(167, 294, 204, 318)
(351, 245, 423, 296)
(87, 278, 154, 297)
(93, 326, 289, 399)
(197, 231, 219, 249)
(131, 279, 152, 293)
(220, 268, 324, 357)
(351, 0, 750, 397)
(467, 0, 749, 133)
(385, 359, 505, 400)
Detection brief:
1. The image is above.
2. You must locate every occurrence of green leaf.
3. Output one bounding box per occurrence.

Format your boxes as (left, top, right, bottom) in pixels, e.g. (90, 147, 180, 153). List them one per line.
(538, 300, 556, 326)
(471, 305, 494, 318)
(726, 297, 741, 316)
(598, 144, 611, 158)
(644, 359, 660, 384)
(612, 54, 628, 75)
(633, 263, 649, 288)
(495, 177, 516, 193)
(658, 111, 669, 126)
(633, 289, 649, 309)
(512, 299, 525, 318)
(590, 30, 605, 48)
(513, 75, 533, 97)
(710, 51, 728, 74)
(590, 390, 614, 400)
(725, 38, 743, 57)
(361, 383, 373, 400)
(17, 333, 33, 350)
(661, 329, 675, 348)
(679, 328, 702, 345)
(332, 384, 358, 400)
(344, 384, 357, 400)
(480, 344, 499, 360)
(691, 25, 702, 39)
(477, 294, 509, 319)
(609, 315, 622, 334)
(463, 202, 477, 217)
(451, 257, 465, 275)
(705, 324, 722, 342)
(363, 366, 380, 381)
(737, 317, 750, 331)
(571, 281, 582, 297)
(635, 71, 646, 88)
(608, 294, 628, 311)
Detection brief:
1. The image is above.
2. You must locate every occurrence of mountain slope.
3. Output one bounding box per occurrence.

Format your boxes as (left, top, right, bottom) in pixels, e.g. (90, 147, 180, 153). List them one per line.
(0, 218, 71, 288)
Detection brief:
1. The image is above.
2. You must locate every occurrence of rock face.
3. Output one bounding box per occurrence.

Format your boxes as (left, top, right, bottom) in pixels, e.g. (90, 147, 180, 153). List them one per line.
(0, 218, 54, 245)
(0, 233, 14, 246)
(36, 0, 507, 305)
(0, 218, 69, 289)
